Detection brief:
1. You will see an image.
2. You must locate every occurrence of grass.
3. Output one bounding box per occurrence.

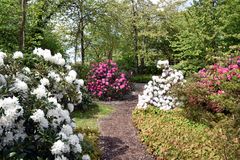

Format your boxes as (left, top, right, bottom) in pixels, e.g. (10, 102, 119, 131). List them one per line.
(72, 103, 114, 160)
(72, 103, 113, 130)
(132, 106, 239, 159)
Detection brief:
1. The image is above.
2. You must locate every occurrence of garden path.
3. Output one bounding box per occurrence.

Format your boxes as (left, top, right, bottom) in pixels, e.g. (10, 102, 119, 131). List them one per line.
(98, 83, 155, 160)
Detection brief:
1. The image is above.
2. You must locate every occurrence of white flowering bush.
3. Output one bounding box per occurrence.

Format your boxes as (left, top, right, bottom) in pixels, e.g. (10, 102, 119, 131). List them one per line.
(0, 49, 90, 160)
(137, 60, 184, 110)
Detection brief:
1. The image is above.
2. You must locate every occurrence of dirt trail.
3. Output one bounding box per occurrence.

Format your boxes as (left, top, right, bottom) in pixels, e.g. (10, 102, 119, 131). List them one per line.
(98, 83, 155, 160)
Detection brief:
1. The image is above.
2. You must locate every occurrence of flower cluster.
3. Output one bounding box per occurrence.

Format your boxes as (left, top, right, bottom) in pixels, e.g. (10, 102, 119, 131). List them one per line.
(87, 60, 131, 100)
(0, 49, 90, 160)
(137, 60, 184, 110)
(33, 48, 66, 66)
(198, 56, 240, 95)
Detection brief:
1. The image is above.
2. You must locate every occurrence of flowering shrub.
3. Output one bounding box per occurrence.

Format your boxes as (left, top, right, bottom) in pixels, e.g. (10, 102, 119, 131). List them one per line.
(179, 56, 240, 113)
(198, 56, 240, 94)
(137, 60, 184, 110)
(87, 60, 131, 100)
(172, 56, 240, 128)
(0, 49, 90, 160)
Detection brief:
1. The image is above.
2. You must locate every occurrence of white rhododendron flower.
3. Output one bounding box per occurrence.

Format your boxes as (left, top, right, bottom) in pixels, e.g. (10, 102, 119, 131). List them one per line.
(22, 67, 31, 74)
(137, 60, 184, 110)
(33, 48, 65, 66)
(0, 51, 6, 59)
(40, 77, 50, 86)
(31, 85, 48, 99)
(82, 154, 91, 160)
(13, 78, 28, 92)
(60, 124, 73, 136)
(51, 140, 69, 155)
(48, 71, 61, 82)
(0, 48, 89, 159)
(0, 97, 26, 148)
(30, 109, 49, 128)
(75, 79, 84, 87)
(0, 51, 6, 66)
(65, 65, 71, 70)
(67, 103, 74, 112)
(73, 143, 82, 153)
(13, 51, 23, 59)
(55, 155, 68, 160)
(65, 70, 77, 84)
(78, 133, 84, 141)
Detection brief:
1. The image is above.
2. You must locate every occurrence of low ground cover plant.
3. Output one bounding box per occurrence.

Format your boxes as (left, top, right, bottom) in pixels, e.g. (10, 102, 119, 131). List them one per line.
(0, 49, 90, 160)
(87, 60, 131, 100)
(133, 107, 240, 159)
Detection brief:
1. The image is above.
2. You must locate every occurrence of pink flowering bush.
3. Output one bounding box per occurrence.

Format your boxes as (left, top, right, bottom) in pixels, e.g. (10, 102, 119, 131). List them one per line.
(173, 56, 240, 122)
(87, 60, 131, 100)
(198, 56, 240, 95)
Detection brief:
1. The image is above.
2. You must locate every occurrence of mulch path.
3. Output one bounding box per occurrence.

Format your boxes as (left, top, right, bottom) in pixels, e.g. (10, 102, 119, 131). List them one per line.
(98, 83, 155, 160)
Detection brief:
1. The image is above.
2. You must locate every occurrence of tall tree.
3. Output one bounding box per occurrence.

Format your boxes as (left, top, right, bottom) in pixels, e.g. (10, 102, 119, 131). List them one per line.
(131, 0, 139, 72)
(19, 0, 27, 51)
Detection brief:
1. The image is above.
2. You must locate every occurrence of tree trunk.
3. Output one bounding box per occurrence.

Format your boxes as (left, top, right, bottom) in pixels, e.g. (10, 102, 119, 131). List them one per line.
(80, 25, 84, 64)
(131, 0, 138, 73)
(107, 49, 113, 60)
(80, 0, 85, 64)
(74, 26, 80, 63)
(19, 0, 27, 51)
(140, 36, 146, 74)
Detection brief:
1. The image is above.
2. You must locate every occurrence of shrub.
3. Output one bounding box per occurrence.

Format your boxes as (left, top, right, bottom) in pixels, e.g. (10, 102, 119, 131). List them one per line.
(137, 60, 184, 110)
(132, 107, 240, 159)
(71, 63, 90, 80)
(172, 56, 240, 157)
(0, 49, 90, 159)
(87, 60, 131, 100)
(173, 56, 240, 118)
(71, 63, 93, 109)
(130, 74, 152, 83)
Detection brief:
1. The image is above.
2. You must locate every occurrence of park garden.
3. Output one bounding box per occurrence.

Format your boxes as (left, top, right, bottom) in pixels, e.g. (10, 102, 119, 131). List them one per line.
(0, 0, 239, 159)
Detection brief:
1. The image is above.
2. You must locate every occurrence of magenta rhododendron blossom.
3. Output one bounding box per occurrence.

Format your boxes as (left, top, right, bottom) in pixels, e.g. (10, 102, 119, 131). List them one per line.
(198, 56, 240, 95)
(87, 60, 131, 100)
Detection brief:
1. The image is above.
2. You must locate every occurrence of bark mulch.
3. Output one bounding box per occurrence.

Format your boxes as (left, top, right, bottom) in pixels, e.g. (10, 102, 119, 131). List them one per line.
(98, 83, 155, 160)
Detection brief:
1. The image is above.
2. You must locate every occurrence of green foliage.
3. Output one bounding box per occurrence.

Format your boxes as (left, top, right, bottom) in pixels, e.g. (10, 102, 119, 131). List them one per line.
(171, 0, 240, 73)
(75, 128, 101, 160)
(130, 74, 152, 83)
(71, 63, 91, 80)
(133, 107, 240, 159)
(70, 63, 93, 109)
(39, 30, 65, 54)
(0, 0, 19, 52)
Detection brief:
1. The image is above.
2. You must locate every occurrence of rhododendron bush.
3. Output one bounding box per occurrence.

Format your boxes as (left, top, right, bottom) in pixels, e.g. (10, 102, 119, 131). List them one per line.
(87, 60, 131, 100)
(176, 56, 240, 113)
(0, 49, 90, 160)
(137, 60, 184, 110)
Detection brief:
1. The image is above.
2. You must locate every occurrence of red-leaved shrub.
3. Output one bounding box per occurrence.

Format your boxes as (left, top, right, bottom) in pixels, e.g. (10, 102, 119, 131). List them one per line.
(87, 60, 131, 100)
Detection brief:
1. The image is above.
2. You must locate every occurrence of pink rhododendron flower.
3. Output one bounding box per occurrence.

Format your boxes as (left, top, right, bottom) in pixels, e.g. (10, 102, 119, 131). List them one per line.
(198, 56, 240, 95)
(87, 60, 131, 100)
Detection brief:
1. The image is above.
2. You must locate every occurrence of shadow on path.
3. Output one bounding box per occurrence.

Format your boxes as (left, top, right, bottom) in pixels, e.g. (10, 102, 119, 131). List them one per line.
(100, 136, 129, 159)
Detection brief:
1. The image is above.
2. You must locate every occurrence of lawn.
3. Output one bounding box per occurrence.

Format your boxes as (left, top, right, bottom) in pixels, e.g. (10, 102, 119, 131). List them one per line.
(73, 103, 113, 130)
(72, 103, 114, 160)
